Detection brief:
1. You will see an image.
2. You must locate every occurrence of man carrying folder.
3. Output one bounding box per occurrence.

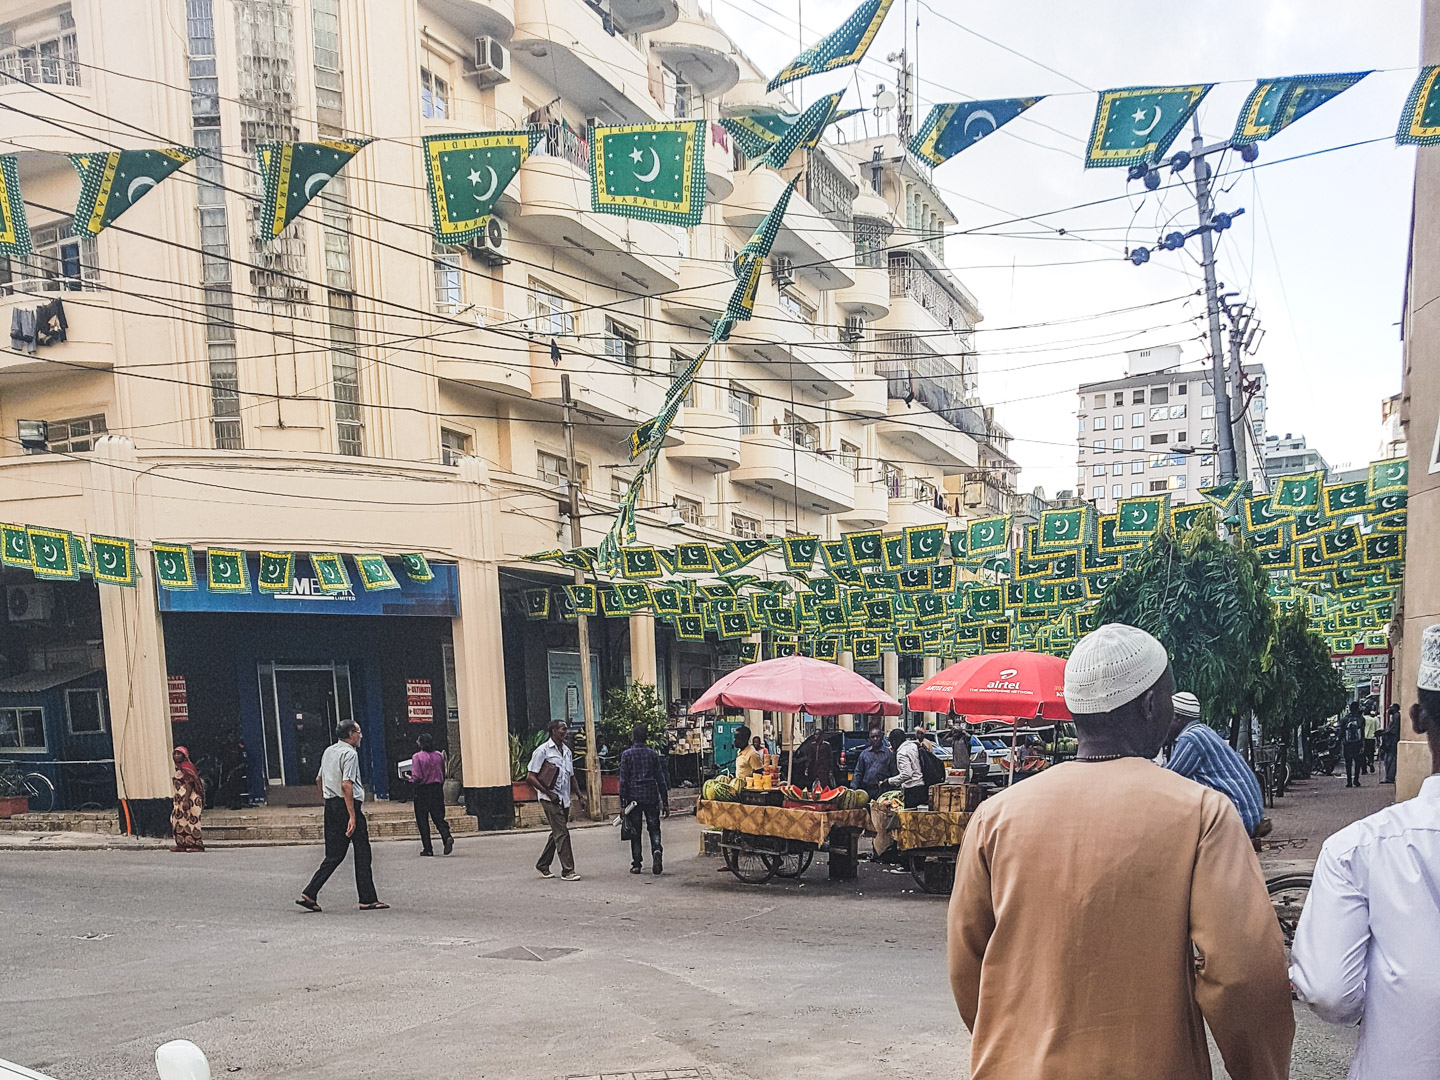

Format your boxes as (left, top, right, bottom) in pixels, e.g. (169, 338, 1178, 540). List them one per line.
(528, 719, 586, 881)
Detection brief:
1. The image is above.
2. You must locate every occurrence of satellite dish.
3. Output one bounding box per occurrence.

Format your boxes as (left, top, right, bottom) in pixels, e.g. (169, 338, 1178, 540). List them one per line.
(873, 90, 896, 116)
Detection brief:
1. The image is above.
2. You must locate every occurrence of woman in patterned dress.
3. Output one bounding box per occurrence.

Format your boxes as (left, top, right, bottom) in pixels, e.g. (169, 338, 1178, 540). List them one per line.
(170, 746, 205, 852)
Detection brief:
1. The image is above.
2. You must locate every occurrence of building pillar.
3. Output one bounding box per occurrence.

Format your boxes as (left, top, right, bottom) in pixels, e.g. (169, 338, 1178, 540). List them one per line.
(922, 656, 941, 727)
(883, 651, 901, 725)
(452, 457, 512, 828)
(838, 649, 856, 731)
(88, 438, 172, 836)
(629, 613, 657, 687)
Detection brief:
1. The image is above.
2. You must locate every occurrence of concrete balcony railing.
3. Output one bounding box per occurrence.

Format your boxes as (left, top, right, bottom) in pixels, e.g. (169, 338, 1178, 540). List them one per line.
(834, 265, 890, 320)
(885, 497, 950, 530)
(528, 339, 668, 427)
(430, 316, 532, 399)
(648, 16, 740, 96)
(705, 123, 735, 201)
(731, 433, 856, 514)
(732, 297, 854, 402)
(668, 406, 741, 472)
(1, 288, 115, 376)
(724, 169, 855, 290)
(612, 0, 680, 32)
(876, 399, 977, 473)
(846, 363, 888, 422)
(836, 480, 888, 530)
(660, 258, 731, 330)
(421, 0, 517, 41)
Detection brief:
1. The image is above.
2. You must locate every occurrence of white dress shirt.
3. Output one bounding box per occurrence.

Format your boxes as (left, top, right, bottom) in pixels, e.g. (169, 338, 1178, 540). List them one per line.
(527, 739, 575, 808)
(890, 739, 925, 789)
(1290, 774, 1440, 1080)
(317, 741, 364, 802)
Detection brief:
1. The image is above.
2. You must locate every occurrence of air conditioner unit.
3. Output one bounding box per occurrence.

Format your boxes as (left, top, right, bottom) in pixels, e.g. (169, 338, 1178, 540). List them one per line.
(466, 215, 509, 264)
(841, 315, 865, 343)
(473, 36, 511, 86)
(771, 256, 795, 286)
(7, 583, 54, 623)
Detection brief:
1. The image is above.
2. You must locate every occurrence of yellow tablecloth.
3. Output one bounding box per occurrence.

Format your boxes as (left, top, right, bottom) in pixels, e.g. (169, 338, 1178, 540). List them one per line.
(870, 805, 971, 854)
(696, 800, 873, 844)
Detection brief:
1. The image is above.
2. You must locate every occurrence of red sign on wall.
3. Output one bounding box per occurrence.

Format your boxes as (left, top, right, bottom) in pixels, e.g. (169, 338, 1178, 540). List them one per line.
(406, 678, 433, 722)
(168, 675, 189, 722)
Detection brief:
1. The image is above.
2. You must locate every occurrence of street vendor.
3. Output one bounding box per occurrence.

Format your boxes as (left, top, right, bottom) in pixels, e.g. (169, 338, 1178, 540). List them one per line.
(850, 724, 897, 798)
(733, 725, 763, 781)
(888, 729, 931, 809)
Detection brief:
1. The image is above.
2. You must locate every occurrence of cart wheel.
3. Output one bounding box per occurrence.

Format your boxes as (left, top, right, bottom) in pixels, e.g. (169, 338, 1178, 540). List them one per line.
(723, 846, 776, 885)
(910, 856, 955, 895)
(764, 849, 814, 879)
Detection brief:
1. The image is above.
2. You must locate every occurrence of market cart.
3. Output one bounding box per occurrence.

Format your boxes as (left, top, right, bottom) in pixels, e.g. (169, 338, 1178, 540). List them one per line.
(870, 801, 972, 894)
(696, 799, 873, 885)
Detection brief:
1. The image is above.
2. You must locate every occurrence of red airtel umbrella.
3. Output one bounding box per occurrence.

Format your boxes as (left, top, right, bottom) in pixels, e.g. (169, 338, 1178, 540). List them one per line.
(691, 655, 902, 715)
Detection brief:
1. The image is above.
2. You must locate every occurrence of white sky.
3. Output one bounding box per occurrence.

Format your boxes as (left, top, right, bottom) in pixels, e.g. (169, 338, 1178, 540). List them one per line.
(708, 0, 1421, 492)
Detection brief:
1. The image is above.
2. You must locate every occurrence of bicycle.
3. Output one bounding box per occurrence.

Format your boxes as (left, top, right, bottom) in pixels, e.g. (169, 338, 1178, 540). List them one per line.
(1267, 871, 1312, 960)
(0, 760, 56, 813)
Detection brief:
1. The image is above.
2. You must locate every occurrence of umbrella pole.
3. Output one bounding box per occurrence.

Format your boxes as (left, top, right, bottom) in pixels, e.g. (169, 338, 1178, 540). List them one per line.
(1009, 721, 1016, 787)
(786, 712, 794, 787)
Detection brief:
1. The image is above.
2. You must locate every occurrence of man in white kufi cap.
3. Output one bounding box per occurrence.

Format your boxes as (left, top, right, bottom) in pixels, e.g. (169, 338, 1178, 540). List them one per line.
(1292, 623, 1440, 1079)
(949, 623, 1293, 1080)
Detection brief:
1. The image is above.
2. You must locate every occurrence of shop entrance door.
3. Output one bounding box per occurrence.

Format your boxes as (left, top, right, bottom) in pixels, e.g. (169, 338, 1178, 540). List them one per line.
(258, 661, 354, 802)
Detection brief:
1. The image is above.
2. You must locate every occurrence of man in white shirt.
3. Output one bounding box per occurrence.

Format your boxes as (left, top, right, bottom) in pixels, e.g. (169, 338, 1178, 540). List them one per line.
(296, 720, 387, 912)
(887, 729, 929, 809)
(1290, 622, 1440, 1080)
(527, 719, 586, 881)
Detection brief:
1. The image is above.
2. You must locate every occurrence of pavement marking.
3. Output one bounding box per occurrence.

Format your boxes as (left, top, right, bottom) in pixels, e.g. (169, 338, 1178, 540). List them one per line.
(481, 945, 580, 962)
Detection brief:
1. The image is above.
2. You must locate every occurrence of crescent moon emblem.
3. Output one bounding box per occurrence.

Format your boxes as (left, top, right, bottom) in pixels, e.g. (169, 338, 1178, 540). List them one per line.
(126, 176, 158, 203)
(477, 165, 499, 202)
(303, 173, 333, 199)
(1134, 509, 1151, 525)
(634, 147, 662, 183)
(963, 109, 998, 141)
(1055, 518, 1071, 536)
(1133, 106, 1163, 137)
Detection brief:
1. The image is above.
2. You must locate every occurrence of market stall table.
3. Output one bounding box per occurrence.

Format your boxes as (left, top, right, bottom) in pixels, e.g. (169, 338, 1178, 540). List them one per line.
(869, 801, 972, 894)
(696, 799, 874, 885)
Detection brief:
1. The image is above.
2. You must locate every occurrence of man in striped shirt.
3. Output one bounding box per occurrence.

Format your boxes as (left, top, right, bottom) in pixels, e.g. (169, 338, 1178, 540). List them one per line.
(1165, 691, 1266, 836)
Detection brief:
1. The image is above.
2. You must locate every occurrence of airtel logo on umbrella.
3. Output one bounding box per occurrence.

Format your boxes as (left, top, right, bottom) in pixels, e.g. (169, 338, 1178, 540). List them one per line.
(998, 668, 1018, 679)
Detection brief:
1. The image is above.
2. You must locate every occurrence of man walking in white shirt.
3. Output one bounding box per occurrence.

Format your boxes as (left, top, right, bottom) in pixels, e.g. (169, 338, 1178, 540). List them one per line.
(296, 720, 387, 912)
(1290, 622, 1440, 1079)
(527, 720, 586, 881)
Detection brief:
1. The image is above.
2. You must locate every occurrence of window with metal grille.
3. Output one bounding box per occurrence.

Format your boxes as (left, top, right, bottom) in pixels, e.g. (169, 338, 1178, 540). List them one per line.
(421, 66, 449, 119)
(887, 252, 967, 331)
(854, 218, 889, 268)
(912, 477, 938, 505)
(603, 317, 640, 366)
(727, 383, 757, 434)
(731, 513, 761, 539)
(0, 8, 79, 87)
(328, 291, 363, 456)
(440, 427, 470, 466)
(881, 460, 904, 499)
(674, 495, 703, 525)
(782, 410, 819, 452)
(528, 280, 575, 337)
(804, 151, 856, 233)
(538, 451, 586, 489)
(44, 414, 106, 453)
(838, 440, 860, 477)
(433, 243, 462, 312)
(2, 221, 97, 293)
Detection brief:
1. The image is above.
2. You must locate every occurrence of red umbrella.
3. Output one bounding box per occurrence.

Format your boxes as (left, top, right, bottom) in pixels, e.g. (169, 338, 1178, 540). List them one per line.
(906, 651, 1071, 720)
(691, 655, 903, 715)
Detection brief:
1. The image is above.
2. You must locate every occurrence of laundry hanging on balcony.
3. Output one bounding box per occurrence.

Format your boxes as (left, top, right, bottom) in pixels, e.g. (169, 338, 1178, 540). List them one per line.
(588, 120, 709, 228)
(423, 129, 543, 245)
(255, 137, 373, 239)
(69, 147, 202, 235)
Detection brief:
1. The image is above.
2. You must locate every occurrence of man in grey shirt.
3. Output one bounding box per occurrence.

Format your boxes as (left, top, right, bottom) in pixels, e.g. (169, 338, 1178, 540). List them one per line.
(297, 720, 387, 911)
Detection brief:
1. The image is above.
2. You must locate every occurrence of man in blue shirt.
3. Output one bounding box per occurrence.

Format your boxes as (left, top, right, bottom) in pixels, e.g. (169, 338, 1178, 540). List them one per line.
(850, 724, 897, 799)
(1165, 691, 1266, 836)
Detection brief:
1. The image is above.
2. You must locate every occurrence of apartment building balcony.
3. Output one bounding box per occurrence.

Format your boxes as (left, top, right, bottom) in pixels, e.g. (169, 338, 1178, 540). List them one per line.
(668, 406, 741, 471)
(430, 317, 532, 398)
(731, 433, 856, 514)
(834, 265, 889, 320)
(836, 481, 889, 530)
(886, 496, 950, 530)
(649, 17, 739, 96)
(529, 339, 668, 426)
(1, 287, 113, 376)
(660, 258, 730, 329)
(705, 125, 735, 200)
(733, 298, 854, 401)
(880, 247, 979, 339)
(723, 169, 854, 290)
(421, 0, 516, 41)
(876, 399, 975, 472)
(517, 146, 682, 292)
(847, 362, 888, 421)
(612, 0, 680, 33)
(512, 0, 667, 124)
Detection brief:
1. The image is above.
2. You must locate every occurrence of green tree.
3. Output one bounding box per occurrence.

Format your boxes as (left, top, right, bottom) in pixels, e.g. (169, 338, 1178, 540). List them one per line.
(599, 681, 668, 755)
(1093, 513, 1276, 740)
(1255, 607, 1347, 745)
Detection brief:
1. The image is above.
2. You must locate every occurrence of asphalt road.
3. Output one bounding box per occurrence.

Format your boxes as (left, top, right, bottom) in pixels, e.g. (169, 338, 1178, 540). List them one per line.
(1, 803, 1361, 1080)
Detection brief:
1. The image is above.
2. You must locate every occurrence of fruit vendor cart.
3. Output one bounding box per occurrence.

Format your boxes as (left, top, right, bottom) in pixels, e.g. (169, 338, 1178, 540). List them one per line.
(869, 798, 972, 894)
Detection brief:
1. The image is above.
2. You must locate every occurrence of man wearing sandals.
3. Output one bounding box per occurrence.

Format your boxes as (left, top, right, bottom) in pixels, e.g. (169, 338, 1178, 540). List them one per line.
(296, 719, 388, 912)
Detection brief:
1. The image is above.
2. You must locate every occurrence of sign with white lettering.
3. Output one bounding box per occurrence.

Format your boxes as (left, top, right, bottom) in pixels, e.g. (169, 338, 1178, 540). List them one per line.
(407, 678, 433, 722)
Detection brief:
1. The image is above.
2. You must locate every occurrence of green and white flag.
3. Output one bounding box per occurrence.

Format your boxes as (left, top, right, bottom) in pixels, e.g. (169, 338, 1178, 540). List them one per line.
(720, 108, 800, 159)
(714, 176, 799, 342)
(69, 533, 91, 576)
(206, 548, 250, 593)
(620, 546, 665, 579)
(782, 535, 819, 571)
(354, 554, 401, 592)
(400, 553, 434, 582)
(1322, 481, 1371, 517)
(909, 98, 1044, 166)
(258, 551, 295, 593)
(27, 527, 77, 581)
(1362, 533, 1404, 566)
(1084, 85, 1213, 168)
(523, 589, 551, 619)
(564, 584, 598, 616)
(967, 516, 1009, 557)
(91, 535, 138, 587)
(1232, 72, 1369, 146)
(1115, 495, 1167, 538)
(768, 0, 894, 91)
(844, 529, 883, 565)
(0, 155, 31, 257)
(590, 120, 707, 228)
(1, 523, 32, 567)
(1367, 457, 1408, 498)
(755, 92, 844, 171)
(1200, 478, 1252, 513)
(255, 138, 372, 239)
(153, 543, 198, 590)
(1036, 506, 1089, 552)
(70, 148, 201, 235)
(1270, 471, 1324, 513)
(423, 130, 541, 245)
(1398, 65, 1440, 145)
(902, 523, 945, 565)
(309, 553, 352, 593)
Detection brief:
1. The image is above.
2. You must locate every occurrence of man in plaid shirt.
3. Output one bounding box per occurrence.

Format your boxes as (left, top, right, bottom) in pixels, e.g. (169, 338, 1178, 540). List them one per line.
(619, 724, 669, 876)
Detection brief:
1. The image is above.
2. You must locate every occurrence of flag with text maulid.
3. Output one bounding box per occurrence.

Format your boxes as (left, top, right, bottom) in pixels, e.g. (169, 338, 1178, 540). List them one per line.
(0, 154, 31, 257)
(720, 108, 799, 159)
(256, 138, 372, 239)
(755, 93, 845, 170)
(70, 148, 201, 235)
(1084, 85, 1213, 168)
(590, 120, 708, 228)
(423, 129, 542, 245)
(1398, 66, 1440, 145)
(767, 0, 895, 91)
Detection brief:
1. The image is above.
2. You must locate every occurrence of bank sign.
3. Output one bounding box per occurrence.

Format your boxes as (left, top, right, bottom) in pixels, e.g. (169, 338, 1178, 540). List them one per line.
(156, 555, 459, 617)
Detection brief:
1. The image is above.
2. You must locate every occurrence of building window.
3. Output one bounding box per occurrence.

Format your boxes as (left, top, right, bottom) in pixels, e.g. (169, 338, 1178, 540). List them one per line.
(1252, 422, 1263, 438)
(777, 287, 816, 323)
(440, 427, 471, 466)
(0, 8, 80, 87)
(1149, 406, 1169, 422)
(432, 243, 462, 312)
(1111, 462, 1123, 477)
(1131, 482, 1143, 496)
(1132, 390, 1146, 404)
(1201, 454, 1214, 466)
(0, 707, 45, 752)
(1169, 475, 1187, 490)
(603, 318, 641, 367)
(1131, 460, 1144, 474)
(1177, 383, 1187, 395)
(1092, 440, 1105, 453)
(65, 688, 105, 735)
(1092, 464, 1105, 477)
(1150, 386, 1169, 405)
(912, 477, 938, 505)
(838, 440, 860, 477)
(1131, 435, 1143, 450)
(1175, 431, 1187, 444)
(1113, 392, 1124, 407)
(1150, 480, 1168, 492)
(1131, 412, 1144, 428)
(1093, 415, 1106, 431)
(1111, 484, 1123, 499)
(731, 513, 761, 539)
(1077, 416, 1085, 432)
(1093, 394, 1106, 409)
(1112, 437, 1123, 451)
(1149, 454, 1167, 468)
(782, 410, 819, 452)
(674, 495, 703, 526)
(328, 291, 363, 456)
(538, 450, 586, 489)
(1201, 404, 1216, 419)
(421, 66, 449, 119)
(2, 220, 98, 293)
(881, 460, 904, 498)
(1151, 432, 1169, 445)
(1203, 382, 1214, 396)
(727, 383, 757, 434)
(528, 281, 575, 337)
(670, 351, 697, 407)
(1169, 404, 1187, 419)
(40, 414, 106, 454)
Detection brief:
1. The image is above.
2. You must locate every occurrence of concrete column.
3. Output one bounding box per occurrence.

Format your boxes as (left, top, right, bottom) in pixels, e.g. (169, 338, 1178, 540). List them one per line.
(629, 613, 657, 687)
(883, 651, 901, 724)
(838, 649, 855, 730)
(452, 457, 512, 827)
(922, 656, 941, 727)
(86, 438, 173, 836)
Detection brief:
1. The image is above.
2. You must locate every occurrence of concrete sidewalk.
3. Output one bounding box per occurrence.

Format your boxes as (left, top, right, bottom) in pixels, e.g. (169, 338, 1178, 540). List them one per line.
(1258, 767, 1394, 876)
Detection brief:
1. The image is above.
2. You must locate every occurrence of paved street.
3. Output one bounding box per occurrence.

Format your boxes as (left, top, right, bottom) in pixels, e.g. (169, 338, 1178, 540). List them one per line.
(1, 771, 1390, 1080)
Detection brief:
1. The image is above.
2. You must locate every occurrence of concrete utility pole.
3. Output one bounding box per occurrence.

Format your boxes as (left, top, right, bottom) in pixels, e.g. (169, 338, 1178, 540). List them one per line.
(1190, 115, 1239, 487)
(561, 375, 602, 819)
(1224, 299, 1261, 487)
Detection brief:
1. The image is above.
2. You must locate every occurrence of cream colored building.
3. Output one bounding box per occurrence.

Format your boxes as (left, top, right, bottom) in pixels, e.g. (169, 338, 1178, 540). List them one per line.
(0, 0, 991, 830)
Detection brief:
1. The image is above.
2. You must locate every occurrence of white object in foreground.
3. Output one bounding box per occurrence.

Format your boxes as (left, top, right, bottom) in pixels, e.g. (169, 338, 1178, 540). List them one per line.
(155, 1041, 210, 1080)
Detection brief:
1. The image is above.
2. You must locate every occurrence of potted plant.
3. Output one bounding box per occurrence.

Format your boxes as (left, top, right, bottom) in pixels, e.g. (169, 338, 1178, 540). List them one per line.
(510, 730, 546, 801)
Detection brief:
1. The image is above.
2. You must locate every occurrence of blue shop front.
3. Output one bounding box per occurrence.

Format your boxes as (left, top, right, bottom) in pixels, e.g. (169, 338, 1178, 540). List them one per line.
(158, 556, 459, 807)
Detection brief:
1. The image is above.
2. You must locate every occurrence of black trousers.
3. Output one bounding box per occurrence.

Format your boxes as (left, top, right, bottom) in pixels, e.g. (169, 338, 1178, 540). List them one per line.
(628, 802, 663, 867)
(1344, 751, 1363, 786)
(1363, 737, 1377, 771)
(303, 798, 378, 905)
(413, 783, 451, 853)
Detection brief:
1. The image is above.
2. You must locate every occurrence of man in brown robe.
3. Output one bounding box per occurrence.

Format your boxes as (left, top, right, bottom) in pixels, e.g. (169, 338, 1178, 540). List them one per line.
(948, 623, 1293, 1079)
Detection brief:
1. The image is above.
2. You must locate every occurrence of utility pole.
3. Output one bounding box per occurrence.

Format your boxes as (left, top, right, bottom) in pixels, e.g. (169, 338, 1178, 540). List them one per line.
(1190, 114, 1239, 487)
(1224, 299, 1261, 488)
(561, 375, 602, 819)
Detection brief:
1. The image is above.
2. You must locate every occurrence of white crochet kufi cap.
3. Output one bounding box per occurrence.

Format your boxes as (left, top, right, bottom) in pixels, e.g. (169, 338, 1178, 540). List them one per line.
(1419, 624, 1440, 691)
(1171, 691, 1201, 719)
(1064, 623, 1170, 715)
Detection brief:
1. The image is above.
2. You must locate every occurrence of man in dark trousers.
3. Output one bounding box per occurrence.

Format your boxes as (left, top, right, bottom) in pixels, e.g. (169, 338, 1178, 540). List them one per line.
(1382, 703, 1401, 784)
(1342, 702, 1366, 788)
(618, 723, 669, 875)
(409, 732, 452, 856)
(296, 720, 387, 912)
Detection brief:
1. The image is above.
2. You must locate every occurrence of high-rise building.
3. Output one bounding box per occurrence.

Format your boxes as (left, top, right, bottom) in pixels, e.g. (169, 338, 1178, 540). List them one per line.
(1263, 433, 1331, 480)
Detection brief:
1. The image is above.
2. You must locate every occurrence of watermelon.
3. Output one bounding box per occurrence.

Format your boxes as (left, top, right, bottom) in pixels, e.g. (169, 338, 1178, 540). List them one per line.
(702, 776, 738, 802)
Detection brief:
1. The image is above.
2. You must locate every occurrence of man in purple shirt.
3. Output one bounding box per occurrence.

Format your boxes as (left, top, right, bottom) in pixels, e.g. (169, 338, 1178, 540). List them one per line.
(409, 733, 452, 856)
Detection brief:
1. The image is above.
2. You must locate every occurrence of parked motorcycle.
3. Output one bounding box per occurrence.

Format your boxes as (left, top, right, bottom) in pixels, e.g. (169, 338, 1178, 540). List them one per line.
(1308, 724, 1340, 776)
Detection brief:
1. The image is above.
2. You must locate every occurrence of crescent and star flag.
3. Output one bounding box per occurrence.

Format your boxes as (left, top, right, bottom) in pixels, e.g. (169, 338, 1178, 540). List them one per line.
(27, 527, 77, 581)
(1270, 470, 1324, 513)
(69, 148, 201, 235)
(909, 98, 1044, 166)
(714, 175, 799, 342)
(767, 0, 895, 91)
(206, 548, 250, 593)
(1084, 85, 1214, 168)
(1398, 65, 1440, 145)
(720, 108, 799, 159)
(590, 120, 708, 228)
(255, 138, 372, 240)
(755, 92, 845, 170)
(423, 129, 541, 245)
(0, 155, 32, 257)
(1231, 72, 1370, 146)
(153, 543, 198, 590)
(91, 535, 138, 587)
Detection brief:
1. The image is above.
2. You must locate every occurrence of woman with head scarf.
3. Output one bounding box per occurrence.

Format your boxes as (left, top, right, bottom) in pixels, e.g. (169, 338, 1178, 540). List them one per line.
(170, 746, 206, 852)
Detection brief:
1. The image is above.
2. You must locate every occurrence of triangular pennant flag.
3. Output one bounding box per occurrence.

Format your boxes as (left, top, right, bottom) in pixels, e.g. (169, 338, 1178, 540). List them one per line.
(255, 138, 372, 239)
(716, 176, 799, 339)
(754, 92, 844, 171)
(423, 130, 541, 244)
(719, 108, 800, 159)
(257, 551, 295, 593)
(1231, 72, 1369, 146)
(909, 98, 1044, 166)
(768, 0, 895, 91)
(70, 148, 201, 235)
(1084, 85, 1214, 168)
(1398, 65, 1440, 145)
(153, 543, 198, 590)
(0, 155, 32, 257)
(354, 554, 401, 591)
(590, 120, 707, 227)
(206, 547, 250, 593)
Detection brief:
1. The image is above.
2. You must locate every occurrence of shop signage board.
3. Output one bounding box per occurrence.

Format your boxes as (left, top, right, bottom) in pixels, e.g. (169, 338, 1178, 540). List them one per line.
(167, 674, 188, 722)
(546, 650, 602, 730)
(156, 556, 459, 617)
(407, 678, 433, 722)
(1339, 653, 1389, 682)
